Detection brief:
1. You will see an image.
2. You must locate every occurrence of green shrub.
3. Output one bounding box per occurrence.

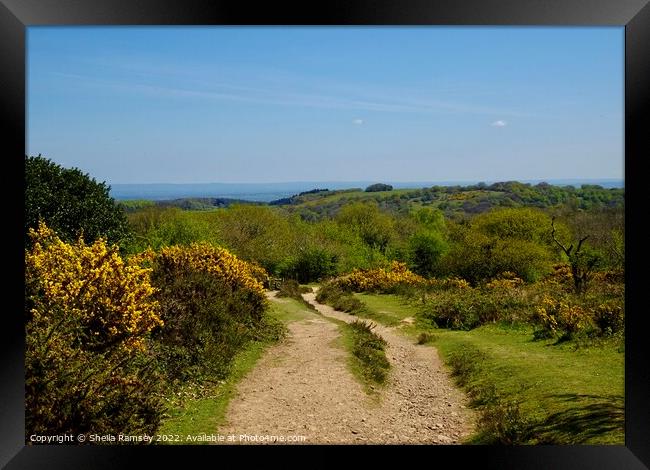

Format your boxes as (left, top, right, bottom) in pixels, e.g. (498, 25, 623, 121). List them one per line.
(25, 226, 163, 438)
(407, 231, 448, 278)
(150, 266, 278, 384)
(417, 332, 437, 344)
(477, 400, 531, 445)
(446, 346, 486, 387)
(25, 155, 131, 248)
(316, 283, 366, 314)
(276, 279, 303, 299)
(277, 247, 337, 283)
(276, 279, 317, 311)
(421, 288, 521, 331)
(593, 300, 624, 336)
(348, 320, 390, 384)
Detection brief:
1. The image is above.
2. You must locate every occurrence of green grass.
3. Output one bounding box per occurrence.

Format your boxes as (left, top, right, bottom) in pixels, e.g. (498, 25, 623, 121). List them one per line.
(157, 298, 315, 443)
(329, 317, 390, 395)
(350, 293, 624, 445)
(353, 293, 422, 326)
(266, 295, 318, 323)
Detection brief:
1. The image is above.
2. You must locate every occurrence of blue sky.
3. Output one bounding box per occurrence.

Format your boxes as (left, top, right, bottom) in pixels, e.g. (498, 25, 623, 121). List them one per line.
(27, 27, 623, 184)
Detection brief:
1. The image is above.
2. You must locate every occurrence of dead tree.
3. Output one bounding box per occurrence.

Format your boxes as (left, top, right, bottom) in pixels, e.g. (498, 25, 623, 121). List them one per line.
(551, 217, 599, 294)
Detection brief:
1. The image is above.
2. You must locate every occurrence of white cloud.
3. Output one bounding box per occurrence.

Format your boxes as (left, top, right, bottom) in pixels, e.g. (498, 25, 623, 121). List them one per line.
(491, 120, 507, 127)
(352, 118, 364, 125)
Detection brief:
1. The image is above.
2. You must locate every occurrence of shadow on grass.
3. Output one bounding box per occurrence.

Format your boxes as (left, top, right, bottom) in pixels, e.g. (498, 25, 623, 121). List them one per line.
(528, 394, 624, 444)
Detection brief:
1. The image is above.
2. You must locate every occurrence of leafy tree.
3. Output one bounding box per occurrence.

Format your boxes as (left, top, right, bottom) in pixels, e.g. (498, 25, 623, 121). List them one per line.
(365, 183, 393, 192)
(277, 247, 338, 283)
(336, 201, 395, 253)
(25, 155, 130, 247)
(407, 231, 448, 277)
(441, 209, 560, 283)
(411, 207, 446, 232)
(214, 204, 295, 273)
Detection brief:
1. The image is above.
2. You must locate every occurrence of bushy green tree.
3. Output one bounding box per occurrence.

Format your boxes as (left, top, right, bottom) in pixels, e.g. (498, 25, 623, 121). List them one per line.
(365, 183, 393, 192)
(214, 204, 295, 273)
(407, 231, 448, 278)
(336, 201, 395, 253)
(277, 247, 337, 283)
(25, 155, 130, 247)
(441, 208, 560, 283)
(126, 206, 212, 253)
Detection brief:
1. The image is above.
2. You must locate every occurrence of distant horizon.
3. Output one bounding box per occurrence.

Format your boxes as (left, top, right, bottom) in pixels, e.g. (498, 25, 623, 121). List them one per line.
(108, 177, 624, 187)
(109, 177, 624, 185)
(109, 177, 624, 202)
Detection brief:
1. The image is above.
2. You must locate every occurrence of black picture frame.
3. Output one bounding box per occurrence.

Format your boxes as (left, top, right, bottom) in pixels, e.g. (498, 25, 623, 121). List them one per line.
(2, 1, 649, 468)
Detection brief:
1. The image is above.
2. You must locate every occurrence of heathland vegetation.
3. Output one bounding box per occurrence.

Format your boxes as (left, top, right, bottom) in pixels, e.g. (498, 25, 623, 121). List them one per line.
(24, 155, 624, 444)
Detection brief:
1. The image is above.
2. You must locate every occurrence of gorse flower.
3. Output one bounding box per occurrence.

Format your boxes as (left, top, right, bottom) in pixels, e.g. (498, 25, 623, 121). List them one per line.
(26, 222, 162, 351)
(533, 294, 589, 336)
(136, 242, 268, 299)
(334, 261, 471, 293)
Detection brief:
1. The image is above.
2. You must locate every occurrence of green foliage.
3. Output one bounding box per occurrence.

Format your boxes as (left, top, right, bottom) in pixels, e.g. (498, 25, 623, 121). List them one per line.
(25, 304, 164, 438)
(118, 199, 156, 212)
(25, 226, 163, 438)
(477, 400, 531, 445)
(275, 279, 316, 311)
(346, 320, 390, 385)
(421, 286, 531, 330)
(277, 247, 337, 283)
(336, 201, 396, 253)
(279, 181, 623, 221)
(365, 183, 393, 192)
(25, 155, 131, 247)
(211, 205, 295, 273)
(447, 345, 487, 387)
(407, 231, 447, 277)
(441, 208, 559, 283)
(148, 255, 277, 385)
(417, 332, 436, 344)
(593, 300, 624, 336)
(411, 207, 446, 232)
(316, 283, 367, 314)
(127, 207, 212, 252)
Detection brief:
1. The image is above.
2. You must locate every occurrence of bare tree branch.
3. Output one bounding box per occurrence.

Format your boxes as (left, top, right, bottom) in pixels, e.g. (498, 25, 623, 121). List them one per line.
(551, 217, 572, 256)
(576, 235, 589, 253)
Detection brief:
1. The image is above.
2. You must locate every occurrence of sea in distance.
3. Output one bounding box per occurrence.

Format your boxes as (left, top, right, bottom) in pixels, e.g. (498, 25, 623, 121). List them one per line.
(110, 179, 624, 203)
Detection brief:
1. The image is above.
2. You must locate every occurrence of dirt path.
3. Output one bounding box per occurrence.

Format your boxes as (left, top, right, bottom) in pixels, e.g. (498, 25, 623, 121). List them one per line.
(218, 292, 475, 444)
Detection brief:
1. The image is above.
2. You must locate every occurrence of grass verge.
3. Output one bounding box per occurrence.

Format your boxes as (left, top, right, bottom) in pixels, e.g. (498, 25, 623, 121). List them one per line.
(350, 293, 624, 445)
(157, 297, 315, 443)
(307, 288, 390, 395)
(341, 319, 390, 392)
(275, 279, 317, 311)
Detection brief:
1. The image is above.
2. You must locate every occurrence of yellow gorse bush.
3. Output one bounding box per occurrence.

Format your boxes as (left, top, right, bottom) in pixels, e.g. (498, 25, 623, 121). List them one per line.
(135, 242, 268, 299)
(486, 273, 524, 290)
(335, 261, 471, 293)
(430, 277, 471, 290)
(541, 264, 573, 287)
(534, 294, 589, 336)
(26, 222, 162, 351)
(337, 261, 427, 292)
